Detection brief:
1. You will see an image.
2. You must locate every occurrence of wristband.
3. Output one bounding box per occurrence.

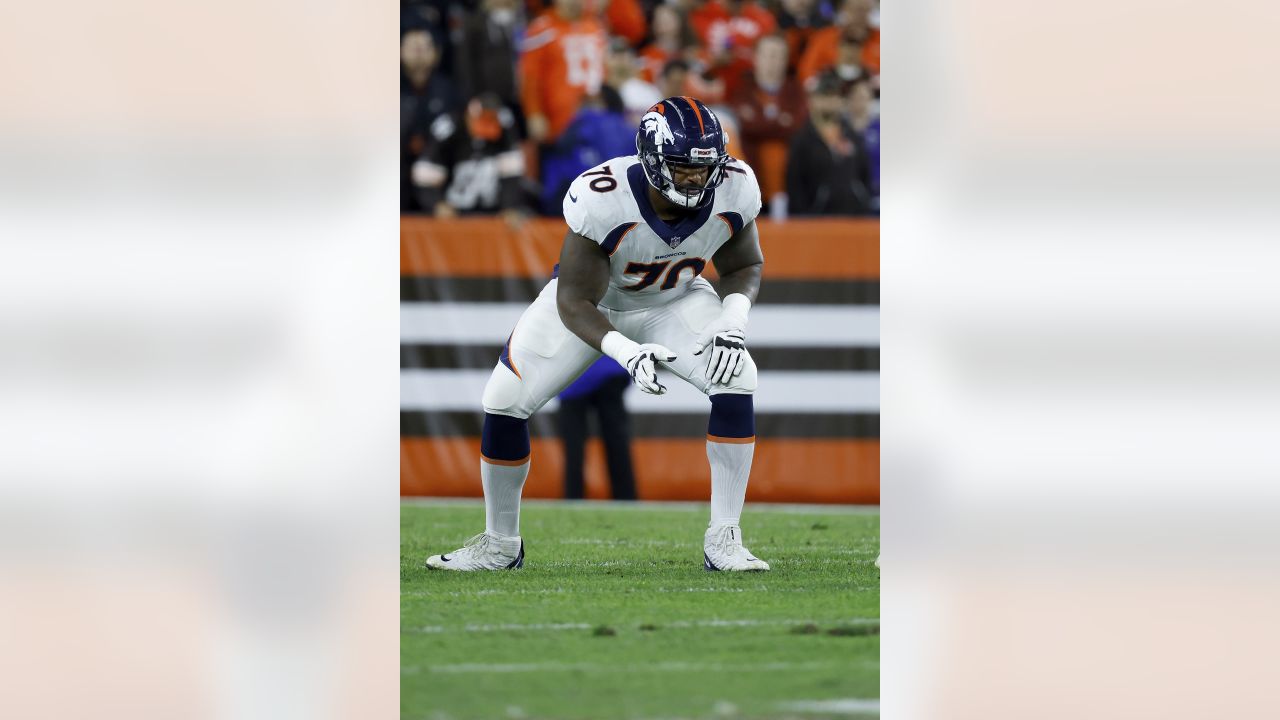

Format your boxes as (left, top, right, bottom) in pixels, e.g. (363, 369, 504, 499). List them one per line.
(600, 331, 639, 365)
(720, 293, 752, 328)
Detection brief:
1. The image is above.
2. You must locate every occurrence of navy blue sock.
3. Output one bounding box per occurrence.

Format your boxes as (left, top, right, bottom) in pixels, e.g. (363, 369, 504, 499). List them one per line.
(707, 393, 755, 441)
(481, 412, 531, 462)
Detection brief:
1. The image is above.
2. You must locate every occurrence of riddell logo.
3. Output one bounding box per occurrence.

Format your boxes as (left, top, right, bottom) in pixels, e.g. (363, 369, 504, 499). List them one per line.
(690, 147, 718, 160)
(655, 251, 686, 259)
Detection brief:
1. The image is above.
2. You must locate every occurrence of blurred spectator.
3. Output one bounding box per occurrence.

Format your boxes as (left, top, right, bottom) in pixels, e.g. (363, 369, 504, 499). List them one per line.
(538, 94, 634, 214)
(655, 56, 725, 107)
(657, 58, 692, 99)
(785, 71, 874, 215)
(638, 4, 695, 83)
(729, 33, 805, 211)
(798, 0, 879, 84)
(410, 93, 530, 223)
(403, 0, 884, 217)
(455, 0, 523, 126)
(846, 75, 877, 131)
(776, 0, 827, 75)
(402, 1, 456, 78)
(402, 28, 460, 211)
(519, 0, 607, 146)
(558, 358, 637, 501)
(684, 55, 728, 105)
(603, 37, 661, 125)
(847, 77, 879, 203)
(689, 0, 777, 99)
(602, 0, 648, 47)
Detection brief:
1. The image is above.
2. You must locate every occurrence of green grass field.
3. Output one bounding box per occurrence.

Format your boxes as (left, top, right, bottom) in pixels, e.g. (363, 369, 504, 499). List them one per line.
(401, 500, 879, 720)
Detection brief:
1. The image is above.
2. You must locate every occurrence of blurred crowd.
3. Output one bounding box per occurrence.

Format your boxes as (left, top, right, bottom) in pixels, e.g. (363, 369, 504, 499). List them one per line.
(402, 0, 880, 221)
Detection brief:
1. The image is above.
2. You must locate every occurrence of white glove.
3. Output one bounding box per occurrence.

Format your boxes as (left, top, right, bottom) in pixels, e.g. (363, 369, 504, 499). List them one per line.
(692, 293, 751, 386)
(601, 331, 678, 395)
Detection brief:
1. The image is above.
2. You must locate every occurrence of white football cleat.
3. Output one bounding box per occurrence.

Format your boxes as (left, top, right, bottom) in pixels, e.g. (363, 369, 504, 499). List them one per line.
(703, 524, 770, 572)
(426, 533, 524, 571)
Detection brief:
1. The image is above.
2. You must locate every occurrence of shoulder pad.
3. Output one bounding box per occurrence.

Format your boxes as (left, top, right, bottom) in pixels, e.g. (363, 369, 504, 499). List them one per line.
(563, 159, 632, 241)
(723, 160, 762, 224)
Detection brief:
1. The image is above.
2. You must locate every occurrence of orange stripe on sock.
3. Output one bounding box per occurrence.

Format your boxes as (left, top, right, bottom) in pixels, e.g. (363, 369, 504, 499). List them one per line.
(482, 454, 531, 466)
(706, 434, 755, 444)
(682, 96, 705, 134)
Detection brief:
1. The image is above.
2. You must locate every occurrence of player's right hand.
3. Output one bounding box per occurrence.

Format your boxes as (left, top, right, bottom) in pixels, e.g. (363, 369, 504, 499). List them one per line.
(601, 331, 677, 395)
(623, 343, 678, 395)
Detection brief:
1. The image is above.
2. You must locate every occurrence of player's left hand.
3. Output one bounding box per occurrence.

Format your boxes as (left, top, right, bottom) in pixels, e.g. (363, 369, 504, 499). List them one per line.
(693, 326, 747, 385)
(693, 293, 752, 386)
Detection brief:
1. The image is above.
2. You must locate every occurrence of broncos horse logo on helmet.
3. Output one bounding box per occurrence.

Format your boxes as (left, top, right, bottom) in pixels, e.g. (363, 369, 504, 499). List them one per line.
(636, 96, 730, 209)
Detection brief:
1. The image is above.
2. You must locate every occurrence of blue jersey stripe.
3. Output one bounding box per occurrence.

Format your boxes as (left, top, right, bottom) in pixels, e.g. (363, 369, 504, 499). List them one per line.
(600, 222, 638, 256)
(717, 211, 744, 235)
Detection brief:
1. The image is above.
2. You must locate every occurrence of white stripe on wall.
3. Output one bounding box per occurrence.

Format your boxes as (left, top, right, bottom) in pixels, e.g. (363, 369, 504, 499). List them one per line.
(400, 303, 880, 347)
(401, 369, 880, 412)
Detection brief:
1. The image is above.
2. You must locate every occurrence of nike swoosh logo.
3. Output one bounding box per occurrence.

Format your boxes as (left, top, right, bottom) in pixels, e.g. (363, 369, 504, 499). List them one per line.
(440, 554, 451, 562)
(568, 190, 579, 203)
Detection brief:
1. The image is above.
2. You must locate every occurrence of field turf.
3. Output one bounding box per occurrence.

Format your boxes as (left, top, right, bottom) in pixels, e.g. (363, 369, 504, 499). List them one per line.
(401, 500, 879, 720)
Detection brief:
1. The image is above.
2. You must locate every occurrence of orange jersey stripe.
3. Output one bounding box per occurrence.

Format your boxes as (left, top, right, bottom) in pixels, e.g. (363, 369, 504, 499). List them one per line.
(612, 223, 637, 256)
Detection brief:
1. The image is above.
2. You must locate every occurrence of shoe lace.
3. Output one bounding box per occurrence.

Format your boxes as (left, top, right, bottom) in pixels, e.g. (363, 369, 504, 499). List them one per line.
(710, 525, 741, 557)
(460, 533, 491, 556)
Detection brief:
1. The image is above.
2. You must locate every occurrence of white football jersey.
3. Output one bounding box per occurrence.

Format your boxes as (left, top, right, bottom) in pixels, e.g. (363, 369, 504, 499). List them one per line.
(562, 155, 762, 311)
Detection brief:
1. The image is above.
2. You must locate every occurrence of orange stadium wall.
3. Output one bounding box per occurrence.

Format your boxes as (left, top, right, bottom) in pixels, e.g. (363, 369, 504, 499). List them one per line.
(401, 216, 879, 504)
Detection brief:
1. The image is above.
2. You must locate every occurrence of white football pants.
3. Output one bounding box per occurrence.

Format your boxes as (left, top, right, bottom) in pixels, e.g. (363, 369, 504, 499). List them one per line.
(482, 277, 758, 419)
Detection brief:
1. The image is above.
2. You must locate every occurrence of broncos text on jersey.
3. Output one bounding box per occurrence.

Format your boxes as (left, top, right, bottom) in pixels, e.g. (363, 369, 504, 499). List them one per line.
(562, 155, 763, 312)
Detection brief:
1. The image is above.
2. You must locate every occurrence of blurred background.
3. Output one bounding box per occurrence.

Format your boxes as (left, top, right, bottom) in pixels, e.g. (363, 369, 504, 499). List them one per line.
(7, 0, 1277, 716)
(400, 0, 882, 504)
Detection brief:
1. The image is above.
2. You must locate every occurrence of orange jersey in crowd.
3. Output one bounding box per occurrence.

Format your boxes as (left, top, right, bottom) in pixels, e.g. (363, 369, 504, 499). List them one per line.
(783, 24, 821, 75)
(601, 0, 646, 47)
(689, 1, 777, 98)
(798, 26, 880, 83)
(637, 44, 674, 84)
(519, 10, 607, 142)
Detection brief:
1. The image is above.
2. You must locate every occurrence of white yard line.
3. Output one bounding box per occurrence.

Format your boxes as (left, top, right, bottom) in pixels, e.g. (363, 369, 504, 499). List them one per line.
(777, 698, 881, 715)
(546, 539, 878, 550)
(402, 497, 879, 515)
(404, 585, 879, 598)
(404, 617, 879, 634)
(404, 660, 877, 675)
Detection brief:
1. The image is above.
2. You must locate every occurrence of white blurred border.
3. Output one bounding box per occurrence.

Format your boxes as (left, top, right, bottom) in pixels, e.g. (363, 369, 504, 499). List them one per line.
(884, 1, 1280, 718)
(0, 2, 398, 718)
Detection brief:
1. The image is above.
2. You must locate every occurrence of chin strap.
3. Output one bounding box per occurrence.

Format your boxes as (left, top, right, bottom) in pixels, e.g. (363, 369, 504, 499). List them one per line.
(662, 184, 704, 208)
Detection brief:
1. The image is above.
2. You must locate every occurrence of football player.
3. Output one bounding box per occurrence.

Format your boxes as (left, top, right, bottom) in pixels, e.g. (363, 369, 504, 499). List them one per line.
(427, 96, 768, 572)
